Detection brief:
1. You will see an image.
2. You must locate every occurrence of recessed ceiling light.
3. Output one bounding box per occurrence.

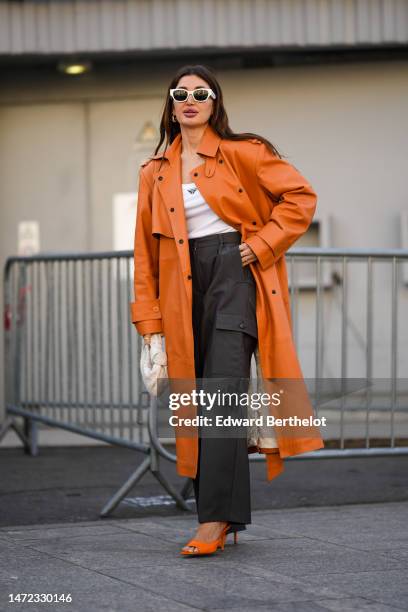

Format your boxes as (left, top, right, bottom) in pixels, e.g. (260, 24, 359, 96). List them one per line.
(58, 60, 92, 75)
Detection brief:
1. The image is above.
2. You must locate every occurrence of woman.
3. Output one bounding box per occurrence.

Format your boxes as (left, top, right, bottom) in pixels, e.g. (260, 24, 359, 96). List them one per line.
(131, 64, 324, 557)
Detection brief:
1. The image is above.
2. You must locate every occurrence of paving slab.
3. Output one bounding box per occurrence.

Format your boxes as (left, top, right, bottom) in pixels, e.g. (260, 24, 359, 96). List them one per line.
(1, 501, 407, 611)
(303, 569, 408, 610)
(209, 598, 402, 612)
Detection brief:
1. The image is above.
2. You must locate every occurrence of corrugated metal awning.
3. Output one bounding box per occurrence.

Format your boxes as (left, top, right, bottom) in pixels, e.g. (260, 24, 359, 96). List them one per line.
(0, 0, 407, 57)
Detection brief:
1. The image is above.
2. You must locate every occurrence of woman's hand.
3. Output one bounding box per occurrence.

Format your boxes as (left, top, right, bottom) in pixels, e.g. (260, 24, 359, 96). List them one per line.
(143, 333, 165, 345)
(239, 243, 258, 266)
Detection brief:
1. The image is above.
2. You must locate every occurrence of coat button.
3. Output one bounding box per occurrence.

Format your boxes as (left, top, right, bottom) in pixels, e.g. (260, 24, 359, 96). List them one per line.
(158, 176, 163, 181)
(153, 306, 159, 311)
(252, 221, 257, 225)
(179, 239, 184, 244)
(239, 321, 246, 329)
(238, 188, 243, 193)
(218, 159, 223, 164)
(170, 207, 175, 212)
(193, 172, 198, 177)
(271, 289, 276, 294)
(187, 274, 192, 280)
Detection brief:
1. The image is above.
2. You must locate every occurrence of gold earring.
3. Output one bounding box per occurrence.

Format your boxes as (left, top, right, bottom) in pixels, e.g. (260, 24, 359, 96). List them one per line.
(172, 113, 178, 123)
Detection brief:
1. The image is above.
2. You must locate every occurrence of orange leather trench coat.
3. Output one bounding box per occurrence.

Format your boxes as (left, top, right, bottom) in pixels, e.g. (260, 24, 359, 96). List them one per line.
(130, 123, 325, 482)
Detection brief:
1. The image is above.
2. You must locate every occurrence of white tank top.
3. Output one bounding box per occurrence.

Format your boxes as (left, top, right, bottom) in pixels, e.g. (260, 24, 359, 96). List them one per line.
(181, 182, 237, 238)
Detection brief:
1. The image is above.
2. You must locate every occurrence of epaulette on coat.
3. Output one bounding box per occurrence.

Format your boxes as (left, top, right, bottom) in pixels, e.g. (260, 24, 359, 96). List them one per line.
(140, 151, 166, 168)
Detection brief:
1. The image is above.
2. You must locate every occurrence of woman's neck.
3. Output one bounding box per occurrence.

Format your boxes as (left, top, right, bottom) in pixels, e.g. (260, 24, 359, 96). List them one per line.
(180, 124, 207, 156)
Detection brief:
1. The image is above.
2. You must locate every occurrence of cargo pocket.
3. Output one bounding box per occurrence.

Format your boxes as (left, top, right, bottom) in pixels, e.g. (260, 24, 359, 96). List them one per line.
(206, 311, 258, 378)
(215, 312, 258, 339)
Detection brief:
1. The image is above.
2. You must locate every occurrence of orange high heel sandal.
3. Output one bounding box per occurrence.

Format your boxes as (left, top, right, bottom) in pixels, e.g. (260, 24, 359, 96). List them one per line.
(180, 523, 230, 557)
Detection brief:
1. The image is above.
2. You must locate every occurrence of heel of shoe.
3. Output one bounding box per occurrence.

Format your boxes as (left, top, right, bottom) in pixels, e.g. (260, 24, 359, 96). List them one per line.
(226, 523, 240, 545)
(219, 524, 230, 551)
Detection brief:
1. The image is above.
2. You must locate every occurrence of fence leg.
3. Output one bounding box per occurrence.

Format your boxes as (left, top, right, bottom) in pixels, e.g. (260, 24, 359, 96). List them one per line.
(99, 456, 151, 517)
(151, 469, 192, 512)
(100, 448, 194, 517)
(149, 439, 192, 512)
(23, 418, 39, 456)
(0, 416, 30, 448)
(0, 417, 14, 442)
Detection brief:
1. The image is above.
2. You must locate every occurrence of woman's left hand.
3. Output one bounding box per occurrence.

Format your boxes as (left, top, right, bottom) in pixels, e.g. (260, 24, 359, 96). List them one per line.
(239, 242, 258, 267)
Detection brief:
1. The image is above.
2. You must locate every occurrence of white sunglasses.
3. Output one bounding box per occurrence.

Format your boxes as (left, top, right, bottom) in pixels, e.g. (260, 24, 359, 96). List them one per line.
(170, 88, 216, 103)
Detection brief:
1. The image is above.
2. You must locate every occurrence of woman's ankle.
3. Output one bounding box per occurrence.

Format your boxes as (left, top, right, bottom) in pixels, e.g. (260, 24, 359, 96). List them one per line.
(196, 521, 227, 534)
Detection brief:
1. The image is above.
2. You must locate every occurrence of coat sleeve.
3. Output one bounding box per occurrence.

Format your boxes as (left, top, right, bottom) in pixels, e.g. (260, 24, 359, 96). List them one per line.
(129, 166, 163, 336)
(245, 143, 317, 270)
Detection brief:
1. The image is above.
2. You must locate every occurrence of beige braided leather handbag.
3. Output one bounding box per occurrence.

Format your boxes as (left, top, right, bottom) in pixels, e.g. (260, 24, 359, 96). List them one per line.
(140, 333, 168, 397)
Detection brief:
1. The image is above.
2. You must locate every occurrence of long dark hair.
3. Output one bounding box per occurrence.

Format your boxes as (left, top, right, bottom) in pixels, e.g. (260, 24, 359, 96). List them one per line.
(153, 64, 284, 162)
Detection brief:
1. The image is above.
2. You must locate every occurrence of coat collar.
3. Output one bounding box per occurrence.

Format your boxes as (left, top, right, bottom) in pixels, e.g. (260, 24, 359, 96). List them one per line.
(152, 123, 222, 163)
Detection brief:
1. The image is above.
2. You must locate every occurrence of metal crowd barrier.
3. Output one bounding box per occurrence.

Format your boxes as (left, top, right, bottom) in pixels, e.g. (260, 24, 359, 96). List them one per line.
(2, 248, 408, 515)
(1, 250, 190, 516)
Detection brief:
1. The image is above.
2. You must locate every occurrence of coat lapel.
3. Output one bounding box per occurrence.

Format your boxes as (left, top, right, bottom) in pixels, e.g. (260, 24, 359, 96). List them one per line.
(154, 125, 222, 301)
(154, 133, 185, 242)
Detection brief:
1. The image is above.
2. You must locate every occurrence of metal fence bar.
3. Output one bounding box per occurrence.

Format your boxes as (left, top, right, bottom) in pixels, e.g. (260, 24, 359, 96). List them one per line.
(390, 257, 398, 447)
(90, 257, 97, 432)
(2, 247, 408, 515)
(315, 255, 322, 416)
(73, 259, 80, 421)
(126, 256, 136, 442)
(117, 257, 124, 439)
(36, 262, 42, 432)
(6, 405, 149, 453)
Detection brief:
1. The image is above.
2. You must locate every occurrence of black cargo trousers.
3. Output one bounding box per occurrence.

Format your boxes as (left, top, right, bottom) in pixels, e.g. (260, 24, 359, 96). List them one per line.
(188, 230, 258, 531)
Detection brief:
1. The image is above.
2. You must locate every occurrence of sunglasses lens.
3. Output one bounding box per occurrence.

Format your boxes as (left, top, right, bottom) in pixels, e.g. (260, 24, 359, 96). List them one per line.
(193, 89, 210, 102)
(172, 89, 188, 102)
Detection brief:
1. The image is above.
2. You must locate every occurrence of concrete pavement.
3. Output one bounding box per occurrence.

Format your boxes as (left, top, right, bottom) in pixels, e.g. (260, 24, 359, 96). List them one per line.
(1, 502, 408, 611)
